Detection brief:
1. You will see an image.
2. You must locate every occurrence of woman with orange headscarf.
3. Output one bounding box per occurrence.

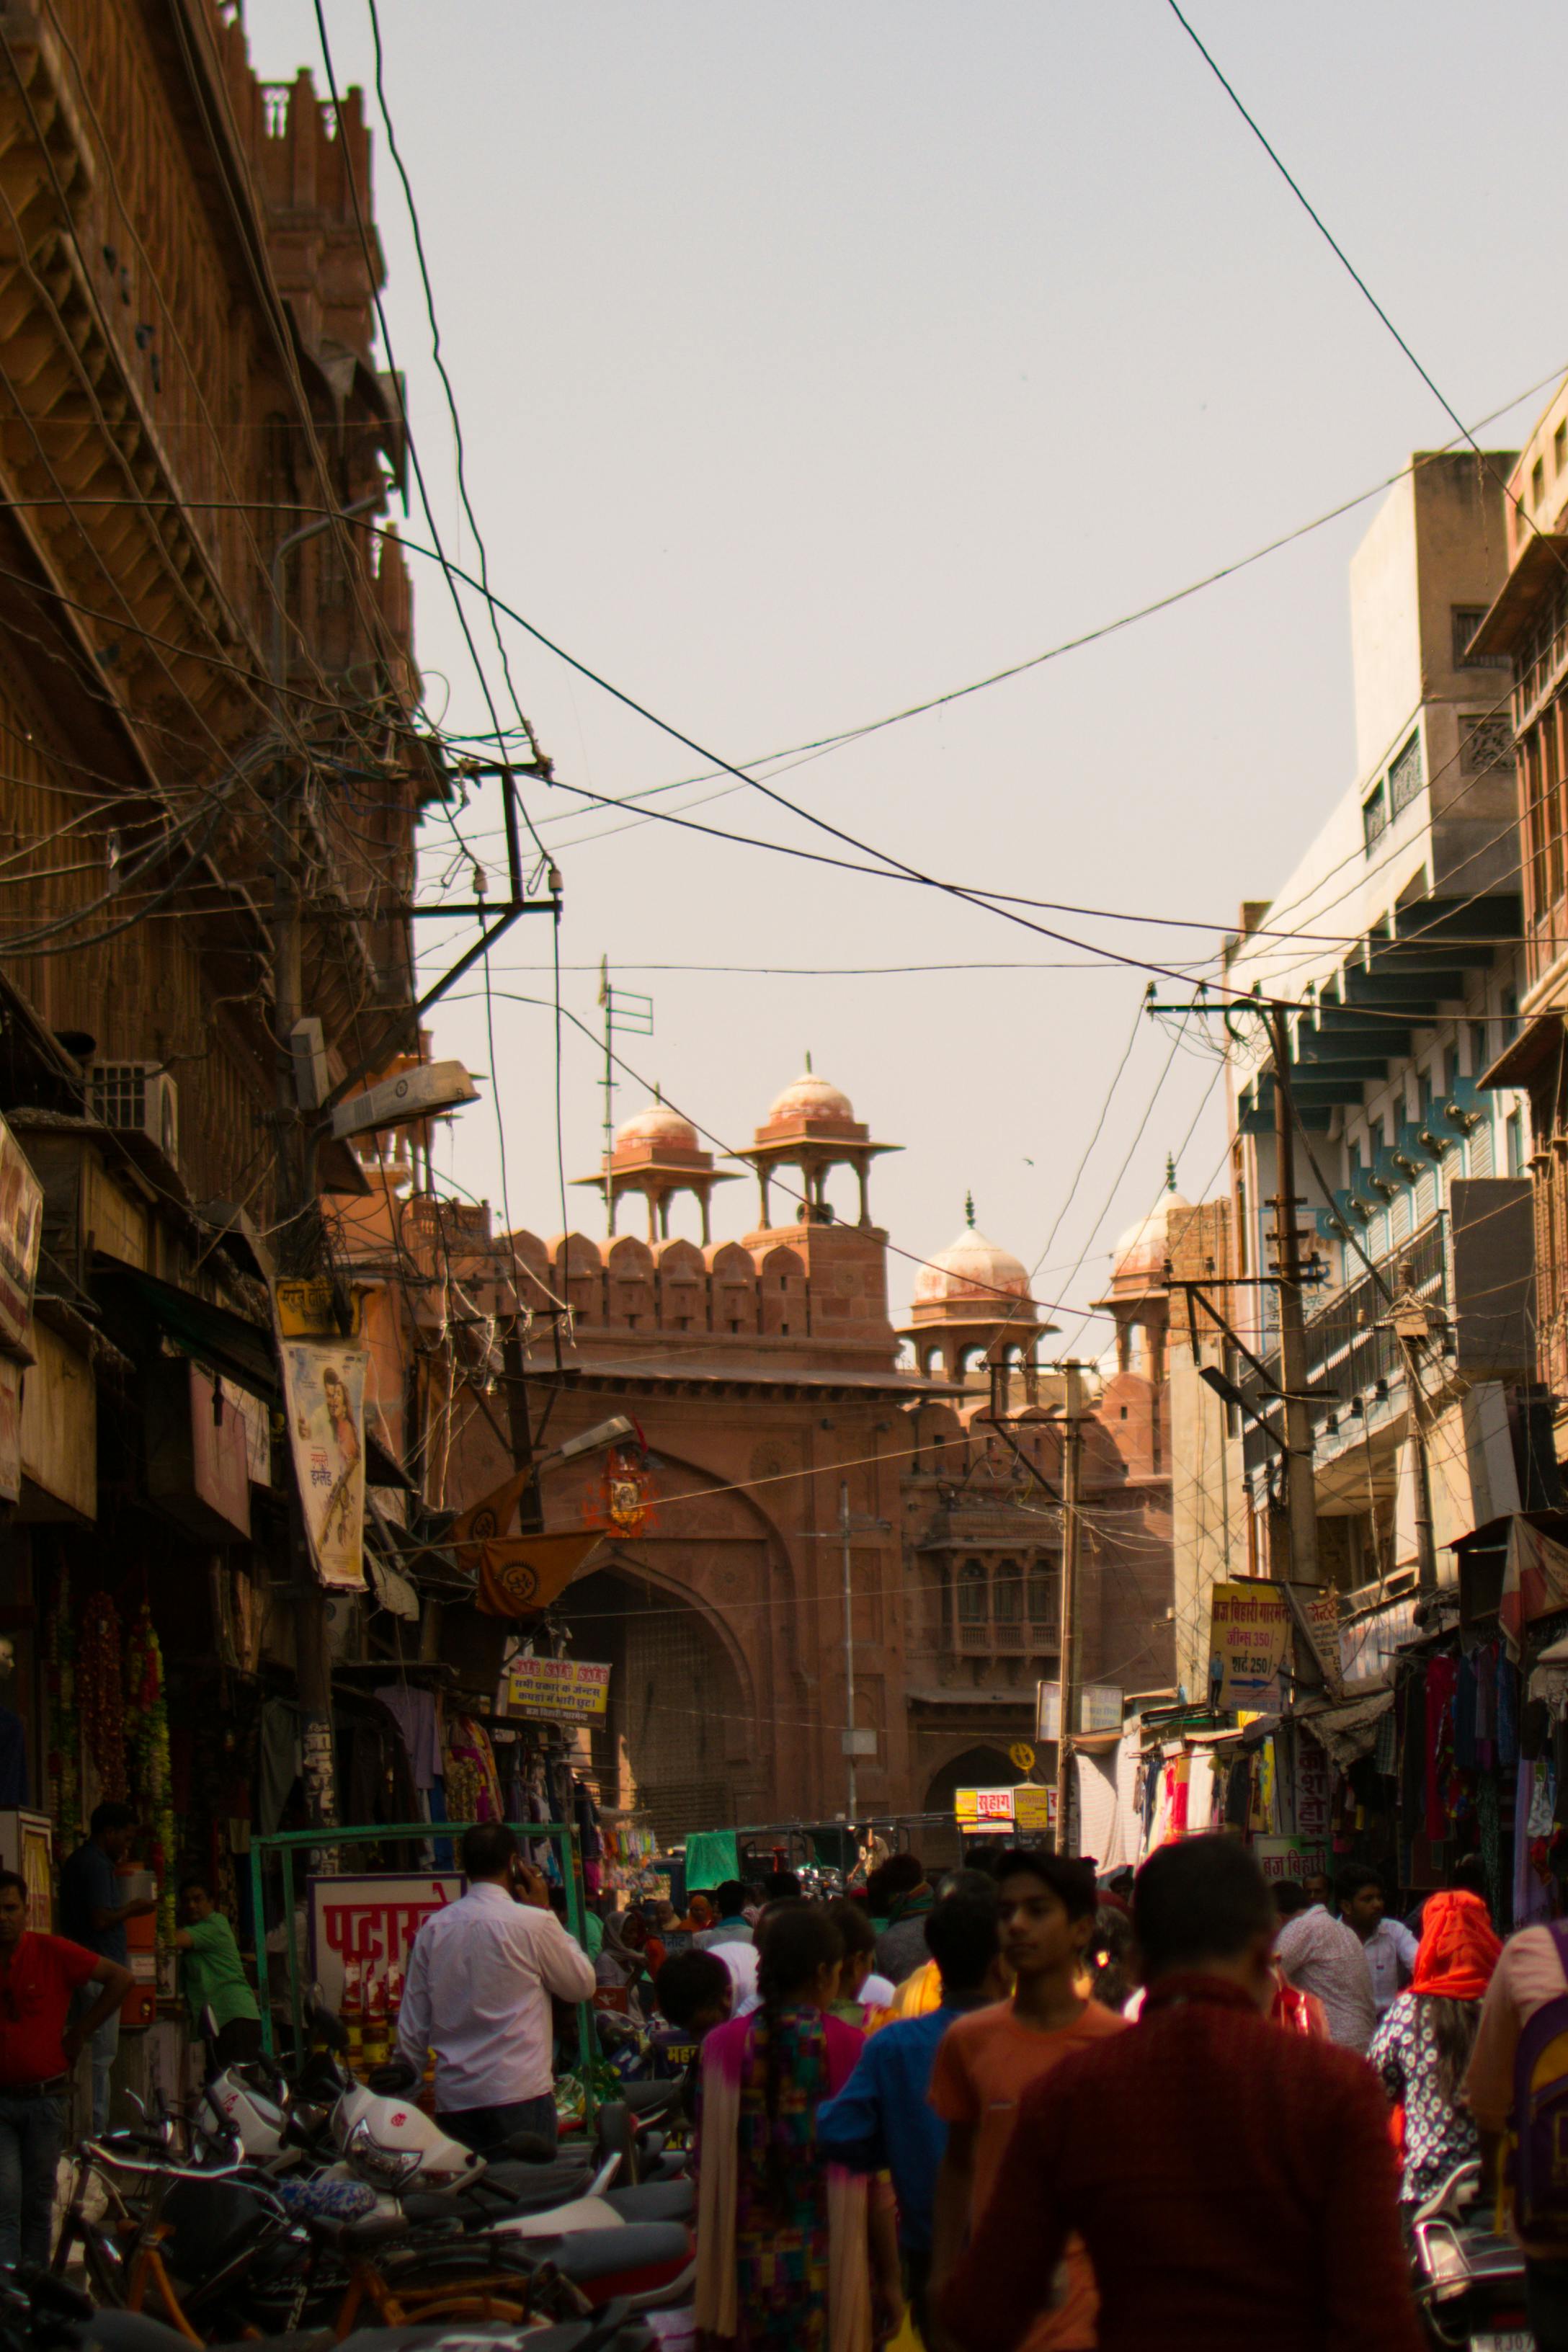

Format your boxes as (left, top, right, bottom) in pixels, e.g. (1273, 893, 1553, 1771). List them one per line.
(1368, 1886, 1502, 2207)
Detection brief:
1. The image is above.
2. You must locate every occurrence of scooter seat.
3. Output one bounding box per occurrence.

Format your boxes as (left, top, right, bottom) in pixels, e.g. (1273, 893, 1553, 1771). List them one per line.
(527, 2222, 691, 2286)
(473, 2157, 595, 2207)
(601, 2181, 694, 2225)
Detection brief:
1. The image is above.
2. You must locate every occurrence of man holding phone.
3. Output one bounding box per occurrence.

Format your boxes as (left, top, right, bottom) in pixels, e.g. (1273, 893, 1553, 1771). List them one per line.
(397, 1822, 596, 2152)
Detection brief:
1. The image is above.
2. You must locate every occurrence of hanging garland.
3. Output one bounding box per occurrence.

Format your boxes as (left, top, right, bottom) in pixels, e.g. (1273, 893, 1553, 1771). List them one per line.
(43, 1561, 82, 1849)
(126, 1605, 175, 1945)
(78, 1592, 128, 1803)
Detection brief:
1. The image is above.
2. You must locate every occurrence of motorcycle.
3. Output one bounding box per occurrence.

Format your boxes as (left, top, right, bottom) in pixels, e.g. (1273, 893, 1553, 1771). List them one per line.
(1409, 2161, 1530, 2349)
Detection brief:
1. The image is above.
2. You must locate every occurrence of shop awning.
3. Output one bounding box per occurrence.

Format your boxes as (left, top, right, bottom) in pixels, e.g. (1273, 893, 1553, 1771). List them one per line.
(90, 1260, 277, 1399)
(1298, 1689, 1395, 1768)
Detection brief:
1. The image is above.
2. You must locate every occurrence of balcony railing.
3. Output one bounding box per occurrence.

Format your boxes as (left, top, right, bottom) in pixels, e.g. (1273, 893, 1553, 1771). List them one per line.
(1240, 1212, 1448, 1476)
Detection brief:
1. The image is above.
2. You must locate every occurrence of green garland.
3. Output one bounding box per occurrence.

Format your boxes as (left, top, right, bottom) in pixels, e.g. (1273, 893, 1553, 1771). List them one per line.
(126, 1605, 176, 1946)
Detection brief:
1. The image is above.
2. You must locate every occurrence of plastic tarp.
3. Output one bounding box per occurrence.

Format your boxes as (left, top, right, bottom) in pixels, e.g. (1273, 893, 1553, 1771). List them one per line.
(682, 1829, 739, 1889)
(1077, 1739, 1141, 1872)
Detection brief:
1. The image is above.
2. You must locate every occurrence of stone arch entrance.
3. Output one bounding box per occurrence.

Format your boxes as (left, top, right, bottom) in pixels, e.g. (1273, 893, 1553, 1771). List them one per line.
(553, 1558, 758, 1844)
(922, 1742, 1020, 1817)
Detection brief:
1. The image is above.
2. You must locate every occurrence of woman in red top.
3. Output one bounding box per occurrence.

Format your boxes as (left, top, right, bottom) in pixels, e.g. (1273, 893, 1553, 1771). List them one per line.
(0, 1869, 133, 2266)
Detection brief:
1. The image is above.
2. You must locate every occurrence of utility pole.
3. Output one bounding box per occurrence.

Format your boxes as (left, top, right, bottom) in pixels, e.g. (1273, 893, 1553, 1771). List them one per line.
(1382, 1263, 1440, 1593)
(1054, 1363, 1085, 1856)
(839, 1480, 857, 1823)
(596, 961, 654, 1238)
(1267, 1003, 1322, 1587)
(270, 494, 380, 1838)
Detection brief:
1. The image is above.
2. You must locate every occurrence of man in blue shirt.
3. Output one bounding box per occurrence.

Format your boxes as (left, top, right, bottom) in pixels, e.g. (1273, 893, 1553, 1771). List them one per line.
(817, 1887, 1002, 2334)
(58, 1804, 156, 2134)
(692, 1881, 754, 1948)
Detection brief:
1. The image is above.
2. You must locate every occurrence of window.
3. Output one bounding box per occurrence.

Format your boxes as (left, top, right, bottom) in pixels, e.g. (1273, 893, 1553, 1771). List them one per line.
(1389, 731, 1424, 814)
(1028, 1566, 1060, 1629)
(1460, 713, 1515, 776)
(1453, 605, 1508, 669)
(993, 1562, 1023, 1622)
(1556, 420, 1567, 475)
(1363, 783, 1387, 852)
(956, 1563, 986, 1623)
(1470, 1020, 1489, 1077)
(1534, 458, 1547, 507)
(1507, 1110, 1525, 1177)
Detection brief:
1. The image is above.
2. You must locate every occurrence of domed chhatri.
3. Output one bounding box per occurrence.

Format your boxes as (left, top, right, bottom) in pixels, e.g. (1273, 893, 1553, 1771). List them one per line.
(765, 1069, 857, 1128)
(739, 1053, 901, 1231)
(901, 1196, 1055, 1396)
(614, 1100, 700, 1154)
(1111, 1157, 1192, 1290)
(573, 1090, 738, 1243)
(912, 1223, 1032, 1311)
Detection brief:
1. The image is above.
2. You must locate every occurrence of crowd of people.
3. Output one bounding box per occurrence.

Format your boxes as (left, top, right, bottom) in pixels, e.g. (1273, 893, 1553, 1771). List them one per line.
(641, 1840, 1568, 2350)
(9, 1806, 1568, 2344)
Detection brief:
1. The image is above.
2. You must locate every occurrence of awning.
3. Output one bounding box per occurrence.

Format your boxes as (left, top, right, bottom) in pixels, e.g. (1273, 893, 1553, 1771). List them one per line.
(1479, 1010, 1565, 1092)
(90, 1260, 277, 1399)
(1298, 1689, 1395, 1769)
(1466, 533, 1568, 657)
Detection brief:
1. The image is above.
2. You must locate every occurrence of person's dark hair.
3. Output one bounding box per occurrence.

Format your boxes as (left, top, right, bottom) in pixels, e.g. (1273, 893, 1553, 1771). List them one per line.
(936, 1866, 998, 1903)
(1273, 1879, 1311, 1918)
(179, 1877, 214, 1902)
(878, 1853, 925, 1901)
(460, 1822, 518, 1880)
(0, 1870, 26, 1902)
(1426, 1995, 1484, 2104)
(1087, 1904, 1133, 2013)
(756, 1905, 843, 2204)
(713, 1880, 746, 1916)
(655, 1948, 731, 2031)
(1337, 1863, 1382, 1907)
(925, 1893, 999, 1997)
(992, 1847, 1097, 1924)
(763, 1870, 803, 1903)
(90, 1802, 136, 1838)
(1134, 1836, 1273, 1976)
(827, 1897, 876, 1964)
(1448, 1852, 1489, 1902)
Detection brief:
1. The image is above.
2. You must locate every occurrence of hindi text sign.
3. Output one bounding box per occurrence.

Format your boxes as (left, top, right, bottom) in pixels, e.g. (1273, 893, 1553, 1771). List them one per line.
(308, 1872, 463, 2013)
(1208, 1581, 1291, 1709)
(504, 1654, 612, 1723)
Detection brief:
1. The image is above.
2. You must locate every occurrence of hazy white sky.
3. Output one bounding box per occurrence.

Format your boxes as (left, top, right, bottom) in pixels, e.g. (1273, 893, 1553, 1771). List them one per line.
(253, 1, 1564, 1343)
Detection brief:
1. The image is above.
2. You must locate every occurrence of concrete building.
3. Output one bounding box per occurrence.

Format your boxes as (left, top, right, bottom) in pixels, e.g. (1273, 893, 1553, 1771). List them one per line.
(1221, 452, 1538, 1663)
(1468, 378, 1568, 1421)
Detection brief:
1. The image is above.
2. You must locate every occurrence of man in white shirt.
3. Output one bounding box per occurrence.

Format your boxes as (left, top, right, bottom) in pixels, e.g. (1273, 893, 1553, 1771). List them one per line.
(1274, 1880, 1377, 2053)
(398, 1822, 597, 2152)
(1339, 1863, 1417, 2018)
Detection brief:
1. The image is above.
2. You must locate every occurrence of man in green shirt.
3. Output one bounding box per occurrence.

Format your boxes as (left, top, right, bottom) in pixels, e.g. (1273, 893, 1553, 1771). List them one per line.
(173, 1880, 262, 2067)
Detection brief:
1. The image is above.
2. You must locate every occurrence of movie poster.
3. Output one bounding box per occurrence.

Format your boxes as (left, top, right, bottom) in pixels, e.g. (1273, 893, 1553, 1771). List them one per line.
(280, 1337, 368, 1590)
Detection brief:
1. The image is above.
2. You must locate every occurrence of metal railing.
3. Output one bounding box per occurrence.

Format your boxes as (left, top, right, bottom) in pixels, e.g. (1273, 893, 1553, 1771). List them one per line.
(1240, 1211, 1449, 1475)
(246, 1817, 597, 2106)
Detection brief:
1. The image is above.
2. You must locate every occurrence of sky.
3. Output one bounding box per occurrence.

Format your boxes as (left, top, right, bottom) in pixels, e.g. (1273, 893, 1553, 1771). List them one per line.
(251, 0, 1567, 1348)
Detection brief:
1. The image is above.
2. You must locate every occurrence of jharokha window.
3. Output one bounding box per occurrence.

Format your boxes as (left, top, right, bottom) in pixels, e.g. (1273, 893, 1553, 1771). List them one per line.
(1520, 695, 1568, 984)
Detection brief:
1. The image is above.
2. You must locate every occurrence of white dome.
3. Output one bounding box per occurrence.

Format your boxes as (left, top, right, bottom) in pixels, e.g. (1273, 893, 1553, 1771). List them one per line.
(767, 1071, 855, 1124)
(615, 1101, 699, 1152)
(1113, 1191, 1192, 1276)
(913, 1225, 1031, 1310)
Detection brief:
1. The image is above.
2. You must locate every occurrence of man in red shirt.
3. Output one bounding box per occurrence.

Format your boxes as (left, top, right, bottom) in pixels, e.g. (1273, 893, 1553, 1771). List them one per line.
(940, 1835, 1423, 2352)
(0, 1868, 132, 2266)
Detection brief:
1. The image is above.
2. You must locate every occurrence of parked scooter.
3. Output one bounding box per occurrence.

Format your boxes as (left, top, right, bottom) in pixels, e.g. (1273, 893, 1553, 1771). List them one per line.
(1408, 2161, 1530, 2348)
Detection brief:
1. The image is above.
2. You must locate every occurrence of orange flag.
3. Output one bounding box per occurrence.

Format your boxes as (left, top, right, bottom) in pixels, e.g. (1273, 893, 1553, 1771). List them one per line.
(473, 1529, 606, 1619)
(451, 1466, 537, 1554)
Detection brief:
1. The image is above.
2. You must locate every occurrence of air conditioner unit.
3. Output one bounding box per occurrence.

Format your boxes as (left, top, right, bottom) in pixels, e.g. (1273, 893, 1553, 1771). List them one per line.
(88, 1063, 179, 1168)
